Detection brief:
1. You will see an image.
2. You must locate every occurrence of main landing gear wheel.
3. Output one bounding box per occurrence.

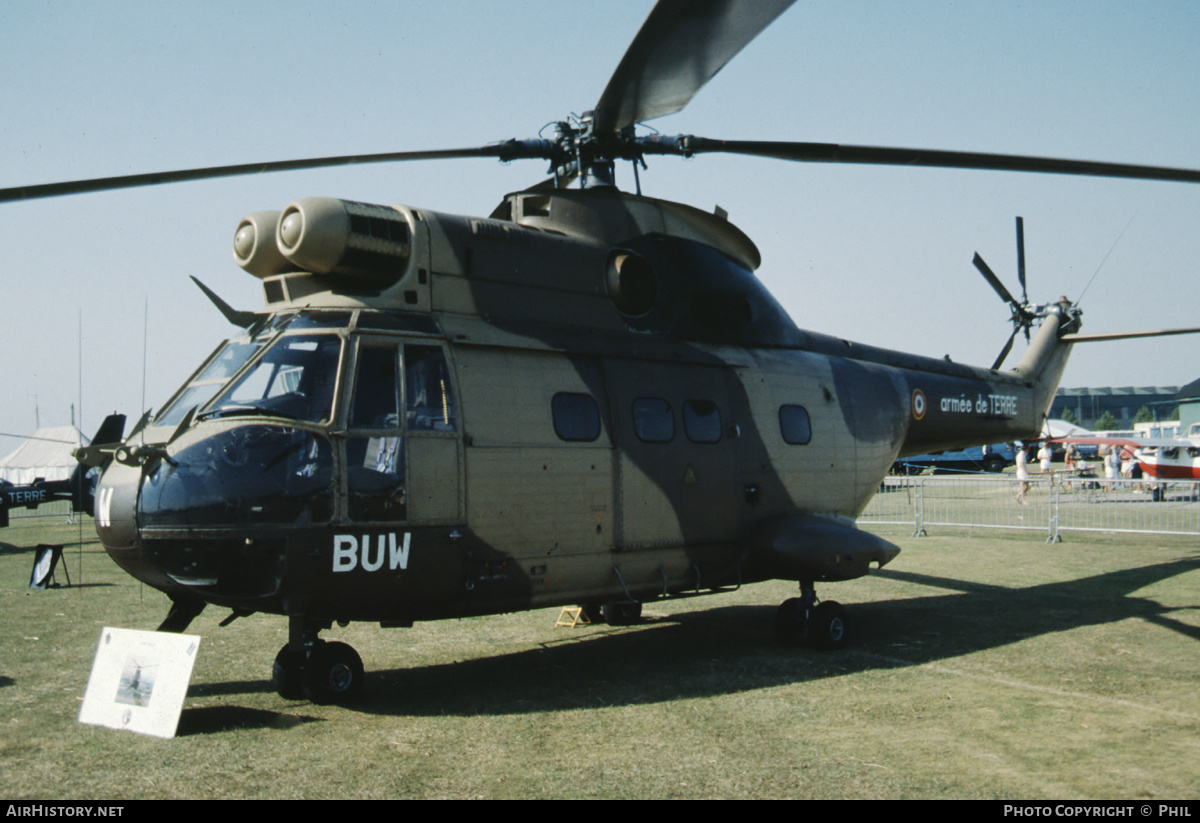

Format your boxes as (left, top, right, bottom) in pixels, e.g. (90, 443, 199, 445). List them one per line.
(809, 601, 848, 651)
(273, 635, 366, 705)
(773, 597, 808, 646)
(272, 645, 306, 700)
(600, 600, 643, 625)
(302, 641, 365, 705)
(773, 592, 849, 651)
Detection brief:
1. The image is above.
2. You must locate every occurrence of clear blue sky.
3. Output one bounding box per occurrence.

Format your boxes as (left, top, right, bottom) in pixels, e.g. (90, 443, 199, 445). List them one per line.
(2, 0, 1198, 440)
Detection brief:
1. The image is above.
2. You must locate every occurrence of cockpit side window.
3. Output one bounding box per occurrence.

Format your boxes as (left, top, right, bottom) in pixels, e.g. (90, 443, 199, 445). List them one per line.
(350, 345, 400, 429)
(348, 341, 405, 522)
(405, 345, 457, 431)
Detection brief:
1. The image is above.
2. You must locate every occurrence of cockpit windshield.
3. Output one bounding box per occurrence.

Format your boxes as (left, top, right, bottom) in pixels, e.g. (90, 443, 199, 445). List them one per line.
(199, 333, 343, 424)
(156, 339, 268, 426)
(156, 313, 353, 427)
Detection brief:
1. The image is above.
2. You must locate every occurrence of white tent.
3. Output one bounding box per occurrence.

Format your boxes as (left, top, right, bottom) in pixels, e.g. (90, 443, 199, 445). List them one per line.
(1041, 419, 1093, 439)
(0, 426, 87, 484)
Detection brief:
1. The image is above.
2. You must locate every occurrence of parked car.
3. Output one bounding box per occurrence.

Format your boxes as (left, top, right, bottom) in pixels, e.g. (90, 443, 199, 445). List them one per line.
(892, 442, 1019, 475)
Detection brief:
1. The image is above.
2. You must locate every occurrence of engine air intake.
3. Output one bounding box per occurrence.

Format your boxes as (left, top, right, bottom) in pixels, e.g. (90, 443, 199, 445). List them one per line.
(274, 197, 412, 288)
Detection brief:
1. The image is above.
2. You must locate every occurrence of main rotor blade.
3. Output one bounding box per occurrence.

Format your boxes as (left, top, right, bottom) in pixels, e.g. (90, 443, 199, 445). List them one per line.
(973, 253, 1021, 308)
(0, 146, 513, 203)
(592, 0, 796, 136)
(670, 138, 1200, 184)
(1015, 216, 1027, 304)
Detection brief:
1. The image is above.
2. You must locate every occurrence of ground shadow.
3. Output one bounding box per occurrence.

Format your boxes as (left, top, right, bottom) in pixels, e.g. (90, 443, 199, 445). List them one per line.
(176, 705, 323, 735)
(191, 555, 1200, 717)
(25, 582, 116, 591)
(0, 537, 101, 556)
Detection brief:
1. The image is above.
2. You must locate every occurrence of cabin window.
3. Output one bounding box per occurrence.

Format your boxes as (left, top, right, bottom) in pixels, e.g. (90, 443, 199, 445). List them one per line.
(552, 393, 601, 442)
(682, 399, 722, 444)
(405, 345, 457, 431)
(632, 397, 674, 443)
(779, 405, 812, 445)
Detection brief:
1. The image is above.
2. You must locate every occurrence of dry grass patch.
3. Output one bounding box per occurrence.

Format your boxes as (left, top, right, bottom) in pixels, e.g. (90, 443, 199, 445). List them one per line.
(1, 517, 1198, 798)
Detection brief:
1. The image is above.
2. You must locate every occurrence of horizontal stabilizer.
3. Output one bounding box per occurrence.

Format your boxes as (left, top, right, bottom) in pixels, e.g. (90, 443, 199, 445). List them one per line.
(1061, 326, 1200, 343)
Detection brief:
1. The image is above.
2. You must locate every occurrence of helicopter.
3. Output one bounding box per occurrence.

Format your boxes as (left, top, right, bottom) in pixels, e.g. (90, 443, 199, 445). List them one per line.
(0, 476, 77, 530)
(0, 417, 126, 528)
(4, 0, 1200, 704)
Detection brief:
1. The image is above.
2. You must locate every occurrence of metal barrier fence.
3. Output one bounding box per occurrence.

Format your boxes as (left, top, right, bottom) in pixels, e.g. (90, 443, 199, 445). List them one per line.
(5, 499, 76, 523)
(861, 474, 1200, 541)
(10, 480, 1200, 538)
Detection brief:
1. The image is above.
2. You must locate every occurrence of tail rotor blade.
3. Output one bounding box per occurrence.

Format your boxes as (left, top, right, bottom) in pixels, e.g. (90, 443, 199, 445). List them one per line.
(973, 253, 1020, 307)
(991, 326, 1019, 371)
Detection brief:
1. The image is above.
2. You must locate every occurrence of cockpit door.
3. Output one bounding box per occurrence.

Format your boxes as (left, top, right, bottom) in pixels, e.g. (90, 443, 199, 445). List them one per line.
(342, 337, 462, 525)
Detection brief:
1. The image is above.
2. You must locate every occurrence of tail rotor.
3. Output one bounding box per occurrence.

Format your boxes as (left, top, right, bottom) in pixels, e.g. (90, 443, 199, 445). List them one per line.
(974, 216, 1038, 369)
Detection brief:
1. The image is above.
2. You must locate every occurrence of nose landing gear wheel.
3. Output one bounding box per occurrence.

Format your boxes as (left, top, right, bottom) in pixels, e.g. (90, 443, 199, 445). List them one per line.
(302, 641, 365, 705)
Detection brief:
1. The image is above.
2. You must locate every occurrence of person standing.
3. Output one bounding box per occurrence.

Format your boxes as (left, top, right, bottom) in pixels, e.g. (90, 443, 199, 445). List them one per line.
(1038, 441, 1054, 485)
(1103, 446, 1119, 492)
(1016, 443, 1031, 504)
(1063, 442, 1077, 491)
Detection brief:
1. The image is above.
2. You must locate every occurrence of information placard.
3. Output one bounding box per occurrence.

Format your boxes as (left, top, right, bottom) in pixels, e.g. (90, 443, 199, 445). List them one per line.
(78, 627, 201, 739)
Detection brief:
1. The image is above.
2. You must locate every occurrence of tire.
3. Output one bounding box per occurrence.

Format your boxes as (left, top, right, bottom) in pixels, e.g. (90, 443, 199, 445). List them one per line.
(302, 641, 365, 705)
(810, 601, 848, 651)
(773, 597, 808, 646)
(601, 601, 642, 626)
(983, 456, 1005, 473)
(272, 645, 305, 700)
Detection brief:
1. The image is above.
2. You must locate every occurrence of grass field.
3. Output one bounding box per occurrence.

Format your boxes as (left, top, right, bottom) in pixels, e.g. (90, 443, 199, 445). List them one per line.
(2, 515, 1198, 799)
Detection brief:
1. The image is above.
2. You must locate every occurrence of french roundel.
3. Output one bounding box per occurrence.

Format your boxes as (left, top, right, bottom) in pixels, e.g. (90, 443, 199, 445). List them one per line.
(911, 389, 926, 420)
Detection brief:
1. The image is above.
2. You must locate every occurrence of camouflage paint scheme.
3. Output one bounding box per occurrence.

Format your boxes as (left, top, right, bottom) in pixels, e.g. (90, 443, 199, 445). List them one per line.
(94, 189, 1077, 634)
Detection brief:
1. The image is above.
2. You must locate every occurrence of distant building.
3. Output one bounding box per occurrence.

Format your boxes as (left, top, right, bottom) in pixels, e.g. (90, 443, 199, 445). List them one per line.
(1049, 386, 1180, 431)
(1177, 379, 1200, 434)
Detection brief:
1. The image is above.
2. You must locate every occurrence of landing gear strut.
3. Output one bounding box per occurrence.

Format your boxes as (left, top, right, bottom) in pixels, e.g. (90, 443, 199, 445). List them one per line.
(774, 581, 848, 650)
(272, 616, 365, 704)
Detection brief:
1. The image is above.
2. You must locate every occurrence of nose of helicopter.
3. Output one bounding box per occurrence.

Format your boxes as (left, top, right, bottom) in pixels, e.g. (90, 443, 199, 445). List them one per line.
(94, 457, 182, 591)
(94, 424, 335, 600)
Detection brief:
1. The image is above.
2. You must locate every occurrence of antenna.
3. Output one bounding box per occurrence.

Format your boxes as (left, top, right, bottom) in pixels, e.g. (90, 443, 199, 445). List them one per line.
(77, 308, 84, 588)
(1077, 213, 1136, 306)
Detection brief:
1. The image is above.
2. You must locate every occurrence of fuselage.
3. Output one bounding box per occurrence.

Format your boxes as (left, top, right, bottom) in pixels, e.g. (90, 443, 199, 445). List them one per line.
(1136, 443, 1200, 479)
(93, 188, 1080, 626)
